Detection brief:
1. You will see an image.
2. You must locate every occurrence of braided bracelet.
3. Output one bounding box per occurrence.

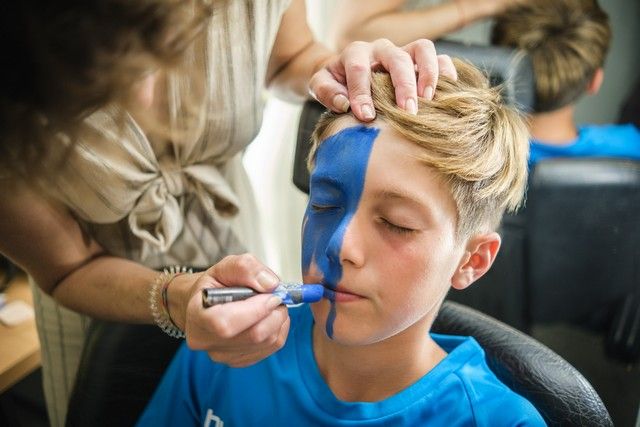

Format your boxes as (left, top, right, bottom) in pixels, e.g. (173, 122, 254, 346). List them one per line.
(149, 266, 193, 338)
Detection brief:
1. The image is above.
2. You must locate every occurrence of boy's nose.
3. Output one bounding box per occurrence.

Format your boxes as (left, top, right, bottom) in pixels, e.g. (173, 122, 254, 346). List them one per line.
(325, 213, 364, 268)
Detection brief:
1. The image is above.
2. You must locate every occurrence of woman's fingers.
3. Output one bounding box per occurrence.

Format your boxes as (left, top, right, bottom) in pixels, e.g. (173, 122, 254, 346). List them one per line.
(308, 68, 351, 114)
(309, 38, 458, 121)
(183, 253, 290, 367)
(437, 54, 457, 82)
(337, 41, 376, 121)
(205, 253, 280, 292)
(209, 315, 291, 368)
(404, 39, 439, 100)
(372, 39, 419, 113)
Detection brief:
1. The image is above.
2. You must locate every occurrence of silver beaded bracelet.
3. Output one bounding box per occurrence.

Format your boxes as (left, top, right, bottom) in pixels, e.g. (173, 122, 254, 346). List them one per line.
(149, 266, 193, 338)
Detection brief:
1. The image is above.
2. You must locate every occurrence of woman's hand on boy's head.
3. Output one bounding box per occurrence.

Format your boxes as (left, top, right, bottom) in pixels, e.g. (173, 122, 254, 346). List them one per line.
(309, 38, 457, 121)
(182, 254, 290, 368)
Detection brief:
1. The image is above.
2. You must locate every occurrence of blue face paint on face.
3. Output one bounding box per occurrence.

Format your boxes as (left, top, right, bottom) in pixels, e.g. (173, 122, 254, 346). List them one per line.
(301, 125, 379, 338)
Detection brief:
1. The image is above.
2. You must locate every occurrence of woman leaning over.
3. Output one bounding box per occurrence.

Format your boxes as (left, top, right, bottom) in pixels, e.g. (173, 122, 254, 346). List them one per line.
(0, 1, 455, 425)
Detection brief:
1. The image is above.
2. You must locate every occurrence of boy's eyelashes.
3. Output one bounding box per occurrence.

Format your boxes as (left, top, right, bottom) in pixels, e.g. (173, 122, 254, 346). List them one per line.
(310, 203, 340, 213)
(378, 217, 417, 235)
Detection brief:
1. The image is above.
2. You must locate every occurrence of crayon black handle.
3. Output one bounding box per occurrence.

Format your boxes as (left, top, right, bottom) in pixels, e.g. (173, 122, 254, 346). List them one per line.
(202, 287, 258, 307)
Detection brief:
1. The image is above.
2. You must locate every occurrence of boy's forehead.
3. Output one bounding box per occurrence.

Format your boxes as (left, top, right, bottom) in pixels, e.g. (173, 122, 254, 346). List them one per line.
(314, 122, 458, 220)
(312, 124, 380, 184)
(322, 115, 384, 142)
(316, 120, 414, 170)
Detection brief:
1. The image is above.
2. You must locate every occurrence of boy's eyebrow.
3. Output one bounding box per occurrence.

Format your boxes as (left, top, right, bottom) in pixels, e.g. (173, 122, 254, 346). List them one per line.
(372, 188, 441, 222)
(309, 175, 342, 189)
(373, 188, 426, 206)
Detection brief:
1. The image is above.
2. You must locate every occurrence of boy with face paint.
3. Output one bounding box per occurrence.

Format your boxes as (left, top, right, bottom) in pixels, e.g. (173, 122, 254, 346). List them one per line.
(138, 59, 545, 426)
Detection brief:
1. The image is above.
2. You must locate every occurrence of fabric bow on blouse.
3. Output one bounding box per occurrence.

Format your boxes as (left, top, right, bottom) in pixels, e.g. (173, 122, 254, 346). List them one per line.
(49, 109, 244, 254)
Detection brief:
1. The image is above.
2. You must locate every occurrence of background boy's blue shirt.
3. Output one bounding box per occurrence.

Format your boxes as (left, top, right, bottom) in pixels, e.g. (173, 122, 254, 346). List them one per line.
(137, 306, 546, 427)
(529, 124, 640, 166)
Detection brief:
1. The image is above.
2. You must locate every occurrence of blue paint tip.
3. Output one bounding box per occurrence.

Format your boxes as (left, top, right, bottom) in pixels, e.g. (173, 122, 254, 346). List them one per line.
(301, 284, 324, 303)
(274, 283, 325, 305)
(322, 287, 336, 301)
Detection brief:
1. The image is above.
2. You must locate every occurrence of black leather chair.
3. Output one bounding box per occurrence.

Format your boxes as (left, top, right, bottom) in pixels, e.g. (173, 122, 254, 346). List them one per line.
(432, 301, 613, 427)
(65, 321, 182, 427)
(461, 158, 640, 359)
(527, 158, 640, 363)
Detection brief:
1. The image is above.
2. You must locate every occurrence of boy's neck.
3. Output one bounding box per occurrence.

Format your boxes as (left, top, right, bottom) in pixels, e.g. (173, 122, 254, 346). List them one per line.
(529, 104, 578, 145)
(312, 315, 447, 402)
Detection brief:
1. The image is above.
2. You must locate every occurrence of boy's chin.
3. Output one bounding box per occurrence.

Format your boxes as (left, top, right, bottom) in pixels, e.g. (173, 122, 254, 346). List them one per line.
(311, 306, 384, 346)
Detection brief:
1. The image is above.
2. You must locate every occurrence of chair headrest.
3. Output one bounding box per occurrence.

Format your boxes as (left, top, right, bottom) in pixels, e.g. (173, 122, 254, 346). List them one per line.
(527, 158, 640, 325)
(293, 100, 325, 194)
(435, 41, 535, 112)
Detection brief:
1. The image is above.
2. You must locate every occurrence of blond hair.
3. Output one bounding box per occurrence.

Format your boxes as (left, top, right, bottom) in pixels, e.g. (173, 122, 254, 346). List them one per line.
(309, 59, 530, 238)
(492, 0, 610, 112)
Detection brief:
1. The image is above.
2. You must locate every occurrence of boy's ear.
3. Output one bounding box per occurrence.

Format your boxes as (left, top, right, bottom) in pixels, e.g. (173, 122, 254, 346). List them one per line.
(450, 232, 501, 290)
(586, 68, 604, 95)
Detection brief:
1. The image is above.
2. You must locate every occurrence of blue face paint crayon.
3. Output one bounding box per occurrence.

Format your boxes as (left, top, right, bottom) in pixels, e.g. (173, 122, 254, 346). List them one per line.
(201, 283, 324, 307)
(301, 125, 379, 338)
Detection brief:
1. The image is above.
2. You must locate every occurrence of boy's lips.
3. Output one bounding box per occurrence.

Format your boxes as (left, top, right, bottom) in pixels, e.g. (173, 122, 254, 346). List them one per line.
(322, 284, 365, 302)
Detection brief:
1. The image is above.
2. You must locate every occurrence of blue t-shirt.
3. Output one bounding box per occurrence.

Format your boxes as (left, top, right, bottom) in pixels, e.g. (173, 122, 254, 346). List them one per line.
(137, 306, 545, 427)
(529, 123, 640, 166)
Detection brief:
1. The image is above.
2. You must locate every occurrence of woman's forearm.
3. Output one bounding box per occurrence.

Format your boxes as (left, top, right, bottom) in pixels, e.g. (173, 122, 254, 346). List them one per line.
(50, 255, 160, 323)
(265, 0, 335, 102)
(334, 0, 508, 50)
(338, 5, 465, 49)
(268, 41, 335, 102)
(0, 180, 189, 325)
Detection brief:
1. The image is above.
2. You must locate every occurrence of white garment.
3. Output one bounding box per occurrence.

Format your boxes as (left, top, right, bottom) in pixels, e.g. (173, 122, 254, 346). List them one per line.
(31, 1, 292, 425)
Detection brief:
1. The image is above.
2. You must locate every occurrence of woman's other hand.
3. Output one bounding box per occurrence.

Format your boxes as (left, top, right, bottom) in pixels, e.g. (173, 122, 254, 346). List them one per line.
(179, 254, 290, 368)
(266, 0, 456, 122)
(309, 38, 458, 121)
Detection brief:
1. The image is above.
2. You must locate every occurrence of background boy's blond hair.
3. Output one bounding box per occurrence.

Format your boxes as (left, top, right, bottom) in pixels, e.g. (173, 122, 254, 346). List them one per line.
(310, 59, 530, 238)
(492, 0, 611, 113)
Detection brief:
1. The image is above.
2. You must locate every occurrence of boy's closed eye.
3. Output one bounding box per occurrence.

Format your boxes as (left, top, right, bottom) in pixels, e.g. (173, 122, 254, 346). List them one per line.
(311, 203, 341, 213)
(377, 217, 418, 234)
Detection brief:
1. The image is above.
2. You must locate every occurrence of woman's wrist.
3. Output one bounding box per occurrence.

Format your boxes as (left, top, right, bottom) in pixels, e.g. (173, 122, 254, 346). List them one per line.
(167, 272, 199, 331)
(148, 266, 194, 338)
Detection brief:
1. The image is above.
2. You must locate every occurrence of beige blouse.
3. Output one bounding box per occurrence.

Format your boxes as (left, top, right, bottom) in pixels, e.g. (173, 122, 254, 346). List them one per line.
(31, 1, 292, 425)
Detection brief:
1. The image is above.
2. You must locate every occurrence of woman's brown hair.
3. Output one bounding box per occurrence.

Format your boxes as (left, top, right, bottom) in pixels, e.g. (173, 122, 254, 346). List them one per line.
(0, 0, 213, 179)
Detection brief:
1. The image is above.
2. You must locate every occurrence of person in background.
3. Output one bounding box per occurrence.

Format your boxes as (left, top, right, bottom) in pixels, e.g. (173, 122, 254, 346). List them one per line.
(492, 0, 640, 166)
(0, 1, 455, 425)
(137, 60, 544, 426)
